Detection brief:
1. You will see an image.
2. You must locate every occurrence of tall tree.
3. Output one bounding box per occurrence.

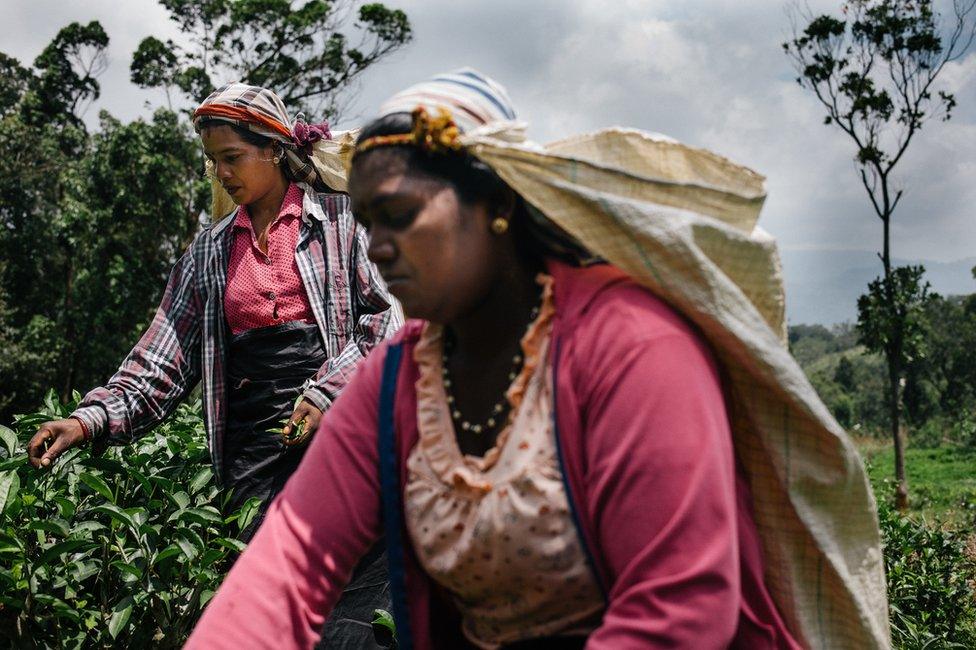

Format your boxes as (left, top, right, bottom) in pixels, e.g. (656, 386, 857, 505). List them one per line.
(21, 21, 108, 135)
(784, 0, 976, 509)
(0, 24, 206, 421)
(130, 0, 412, 117)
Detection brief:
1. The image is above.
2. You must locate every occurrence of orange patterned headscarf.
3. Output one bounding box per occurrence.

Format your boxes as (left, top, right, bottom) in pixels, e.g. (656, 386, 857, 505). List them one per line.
(193, 82, 332, 190)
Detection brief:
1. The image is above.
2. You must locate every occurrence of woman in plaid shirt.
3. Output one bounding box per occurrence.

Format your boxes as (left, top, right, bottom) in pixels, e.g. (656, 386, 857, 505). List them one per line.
(27, 83, 401, 648)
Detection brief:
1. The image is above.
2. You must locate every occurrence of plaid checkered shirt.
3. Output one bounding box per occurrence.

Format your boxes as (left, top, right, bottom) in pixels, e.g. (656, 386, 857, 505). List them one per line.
(71, 185, 402, 483)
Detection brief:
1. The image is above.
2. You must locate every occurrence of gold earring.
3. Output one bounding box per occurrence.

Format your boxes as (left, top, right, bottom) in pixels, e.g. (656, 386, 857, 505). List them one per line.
(272, 155, 281, 165)
(490, 217, 509, 235)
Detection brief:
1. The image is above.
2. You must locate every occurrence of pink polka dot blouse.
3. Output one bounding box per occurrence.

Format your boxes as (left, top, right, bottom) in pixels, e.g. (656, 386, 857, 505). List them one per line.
(404, 276, 603, 648)
(224, 183, 316, 335)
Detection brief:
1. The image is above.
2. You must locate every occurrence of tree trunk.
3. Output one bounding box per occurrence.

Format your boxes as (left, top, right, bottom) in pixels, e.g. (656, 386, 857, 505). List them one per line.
(881, 209, 909, 510)
(60, 254, 77, 401)
(888, 353, 909, 510)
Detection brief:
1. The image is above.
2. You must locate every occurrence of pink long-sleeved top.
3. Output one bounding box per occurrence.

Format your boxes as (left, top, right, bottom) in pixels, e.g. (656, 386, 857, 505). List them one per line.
(188, 261, 801, 649)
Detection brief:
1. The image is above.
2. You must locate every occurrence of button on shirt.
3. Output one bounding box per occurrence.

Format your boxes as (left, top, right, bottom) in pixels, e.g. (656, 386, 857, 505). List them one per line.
(224, 183, 316, 335)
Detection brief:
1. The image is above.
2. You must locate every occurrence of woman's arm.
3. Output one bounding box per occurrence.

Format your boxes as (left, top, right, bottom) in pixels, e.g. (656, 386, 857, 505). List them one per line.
(65, 245, 203, 450)
(302, 221, 402, 411)
(186, 339, 388, 649)
(576, 306, 742, 649)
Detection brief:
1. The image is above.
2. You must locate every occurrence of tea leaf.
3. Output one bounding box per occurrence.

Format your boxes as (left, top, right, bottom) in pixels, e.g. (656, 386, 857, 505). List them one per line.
(0, 471, 20, 515)
(236, 496, 262, 532)
(36, 539, 96, 568)
(0, 425, 17, 457)
(180, 506, 222, 526)
(79, 472, 114, 503)
(108, 596, 134, 639)
(27, 518, 70, 538)
(175, 536, 198, 562)
(188, 467, 213, 495)
(154, 544, 181, 564)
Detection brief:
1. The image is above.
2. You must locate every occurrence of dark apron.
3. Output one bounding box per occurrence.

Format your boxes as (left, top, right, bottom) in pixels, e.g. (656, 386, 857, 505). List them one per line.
(225, 321, 391, 649)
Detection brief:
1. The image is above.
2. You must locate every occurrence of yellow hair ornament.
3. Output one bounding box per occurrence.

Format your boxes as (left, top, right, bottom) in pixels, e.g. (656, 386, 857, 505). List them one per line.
(355, 106, 463, 157)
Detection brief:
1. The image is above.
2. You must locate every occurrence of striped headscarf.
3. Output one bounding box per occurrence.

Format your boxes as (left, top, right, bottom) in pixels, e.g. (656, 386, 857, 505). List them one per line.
(362, 68, 596, 265)
(377, 68, 518, 133)
(193, 82, 333, 192)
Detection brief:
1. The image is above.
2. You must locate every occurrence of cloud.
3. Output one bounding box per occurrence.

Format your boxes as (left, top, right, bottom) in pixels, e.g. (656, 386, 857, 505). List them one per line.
(3, 0, 180, 123)
(3, 0, 975, 319)
(340, 0, 976, 313)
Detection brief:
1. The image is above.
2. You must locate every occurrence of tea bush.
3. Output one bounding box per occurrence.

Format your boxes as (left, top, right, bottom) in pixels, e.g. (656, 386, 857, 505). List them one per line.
(3, 393, 975, 648)
(879, 501, 976, 649)
(0, 391, 258, 648)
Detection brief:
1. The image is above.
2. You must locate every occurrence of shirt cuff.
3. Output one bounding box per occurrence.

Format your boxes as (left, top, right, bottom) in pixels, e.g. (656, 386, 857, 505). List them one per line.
(69, 405, 108, 441)
(301, 384, 332, 412)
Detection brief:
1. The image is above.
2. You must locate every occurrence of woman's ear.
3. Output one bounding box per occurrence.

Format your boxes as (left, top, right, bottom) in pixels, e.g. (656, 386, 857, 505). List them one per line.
(495, 186, 517, 221)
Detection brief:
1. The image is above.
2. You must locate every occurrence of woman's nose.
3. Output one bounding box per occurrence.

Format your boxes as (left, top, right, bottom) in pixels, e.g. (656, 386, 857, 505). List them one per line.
(213, 161, 232, 180)
(366, 230, 396, 266)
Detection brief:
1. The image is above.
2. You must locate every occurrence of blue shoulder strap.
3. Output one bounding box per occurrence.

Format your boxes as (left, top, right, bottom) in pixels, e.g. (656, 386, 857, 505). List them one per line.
(378, 343, 413, 649)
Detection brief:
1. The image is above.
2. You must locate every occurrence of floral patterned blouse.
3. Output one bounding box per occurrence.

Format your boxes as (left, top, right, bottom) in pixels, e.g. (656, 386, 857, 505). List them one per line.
(404, 275, 604, 649)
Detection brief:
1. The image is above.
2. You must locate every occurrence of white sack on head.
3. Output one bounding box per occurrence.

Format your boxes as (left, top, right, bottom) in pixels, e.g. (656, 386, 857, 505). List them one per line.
(459, 126, 890, 650)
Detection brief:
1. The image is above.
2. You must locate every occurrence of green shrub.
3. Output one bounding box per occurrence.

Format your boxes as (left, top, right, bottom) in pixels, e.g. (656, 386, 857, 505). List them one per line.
(0, 391, 258, 648)
(879, 501, 976, 648)
(909, 414, 976, 449)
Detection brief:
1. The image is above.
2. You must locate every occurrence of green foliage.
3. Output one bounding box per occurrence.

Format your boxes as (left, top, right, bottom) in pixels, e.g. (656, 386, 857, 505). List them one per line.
(789, 324, 889, 431)
(131, 0, 413, 116)
(790, 274, 976, 441)
(0, 288, 62, 417)
(22, 21, 109, 133)
(784, 0, 973, 179)
(129, 37, 188, 108)
(910, 415, 976, 450)
(0, 54, 30, 119)
(879, 502, 976, 648)
(833, 355, 856, 391)
(0, 29, 207, 422)
(915, 293, 976, 418)
(0, 392, 257, 648)
(788, 322, 858, 366)
(857, 265, 935, 369)
(862, 442, 976, 647)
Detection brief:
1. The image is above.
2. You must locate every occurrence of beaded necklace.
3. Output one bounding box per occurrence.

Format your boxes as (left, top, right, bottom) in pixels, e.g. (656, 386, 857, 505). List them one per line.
(441, 303, 541, 436)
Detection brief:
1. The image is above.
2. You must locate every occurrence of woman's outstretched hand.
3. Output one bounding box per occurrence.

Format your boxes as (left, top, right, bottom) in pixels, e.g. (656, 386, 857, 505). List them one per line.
(28, 419, 86, 469)
(281, 400, 322, 447)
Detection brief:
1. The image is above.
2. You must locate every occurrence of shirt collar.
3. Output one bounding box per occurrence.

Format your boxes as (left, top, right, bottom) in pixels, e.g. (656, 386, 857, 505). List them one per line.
(300, 182, 328, 224)
(211, 181, 338, 240)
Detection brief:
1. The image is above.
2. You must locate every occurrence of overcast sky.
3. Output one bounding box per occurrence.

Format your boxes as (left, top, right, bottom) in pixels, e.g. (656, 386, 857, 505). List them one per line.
(3, 0, 975, 321)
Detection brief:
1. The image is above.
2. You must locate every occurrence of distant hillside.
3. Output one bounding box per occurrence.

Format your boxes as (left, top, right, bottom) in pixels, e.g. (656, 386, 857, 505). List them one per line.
(781, 249, 976, 325)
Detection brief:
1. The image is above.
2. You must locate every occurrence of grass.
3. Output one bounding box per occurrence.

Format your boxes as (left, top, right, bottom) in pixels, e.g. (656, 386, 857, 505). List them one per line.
(857, 438, 976, 531)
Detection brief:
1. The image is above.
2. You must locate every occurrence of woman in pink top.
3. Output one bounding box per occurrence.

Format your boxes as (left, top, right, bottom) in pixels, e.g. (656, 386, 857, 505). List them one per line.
(27, 83, 400, 648)
(188, 70, 803, 649)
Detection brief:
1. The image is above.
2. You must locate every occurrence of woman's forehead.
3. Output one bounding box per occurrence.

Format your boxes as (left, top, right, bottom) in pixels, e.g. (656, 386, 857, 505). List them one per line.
(352, 147, 411, 176)
(200, 124, 252, 151)
(350, 159, 453, 212)
(350, 169, 421, 208)
(351, 151, 415, 194)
